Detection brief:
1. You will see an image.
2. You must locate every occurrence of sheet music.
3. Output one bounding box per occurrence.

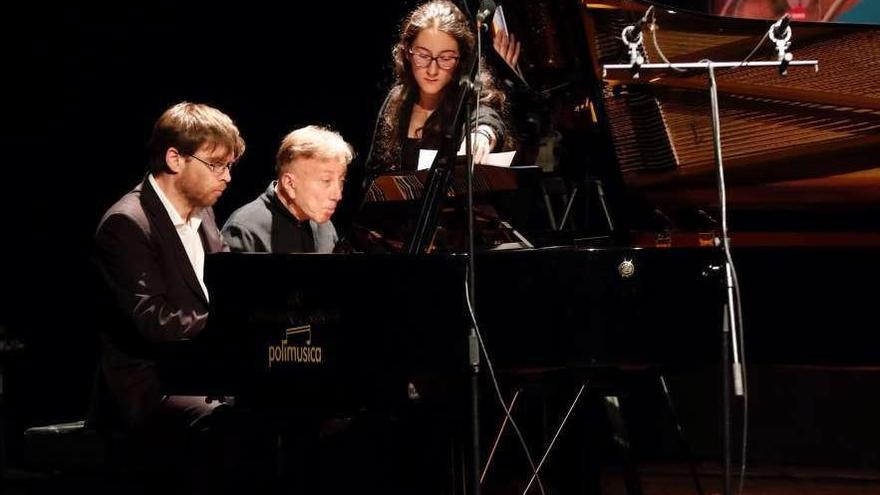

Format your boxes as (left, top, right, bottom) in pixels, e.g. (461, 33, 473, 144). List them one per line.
(491, 5, 526, 83)
(492, 5, 509, 39)
(417, 149, 516, 170)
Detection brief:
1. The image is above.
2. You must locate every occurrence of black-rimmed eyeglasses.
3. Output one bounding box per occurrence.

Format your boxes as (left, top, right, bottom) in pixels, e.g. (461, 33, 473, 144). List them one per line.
(408, 47, 459, 70)
(184, 153, 234, 175)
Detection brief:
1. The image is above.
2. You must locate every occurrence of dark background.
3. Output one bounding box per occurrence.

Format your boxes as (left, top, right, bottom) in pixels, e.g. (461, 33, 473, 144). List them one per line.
(13, 0, 877, 474)
(0, 0, 417, 434)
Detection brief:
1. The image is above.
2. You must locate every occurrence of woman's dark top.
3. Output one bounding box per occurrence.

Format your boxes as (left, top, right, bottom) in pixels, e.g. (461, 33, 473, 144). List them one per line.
(369, 86, 506, 173)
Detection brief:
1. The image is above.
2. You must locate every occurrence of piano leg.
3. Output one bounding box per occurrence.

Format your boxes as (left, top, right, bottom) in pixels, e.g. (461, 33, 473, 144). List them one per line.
(658, 374, 706, 495)
(523, 383, 588, 495)
(478, 372, 707, 495)
(481, 389, 523, 483)
(603, 395, 644, 495)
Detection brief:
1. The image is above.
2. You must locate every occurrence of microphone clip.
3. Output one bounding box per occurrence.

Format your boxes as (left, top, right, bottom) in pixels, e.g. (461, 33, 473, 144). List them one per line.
(475, 0, 497, 32)
(621, 25, 645, 79)
(619, 6, 653, 79)
(459, 76, 483, 94)
(769, 15, 793, 75)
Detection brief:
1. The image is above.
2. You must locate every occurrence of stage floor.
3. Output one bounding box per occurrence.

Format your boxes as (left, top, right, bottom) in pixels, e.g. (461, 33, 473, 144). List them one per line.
(5, 462, 880, 494)
(602, 463, 880, 495)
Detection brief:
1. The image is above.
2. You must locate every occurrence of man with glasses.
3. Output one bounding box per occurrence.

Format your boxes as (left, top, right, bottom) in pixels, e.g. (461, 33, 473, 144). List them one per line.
(93, 101, 246, 491)
(222, 125, 353, 254)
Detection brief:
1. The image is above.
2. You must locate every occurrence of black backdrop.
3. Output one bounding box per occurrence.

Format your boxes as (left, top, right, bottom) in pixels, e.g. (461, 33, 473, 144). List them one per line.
(0, 0, 718, 447)
(6, 0, 880, 472)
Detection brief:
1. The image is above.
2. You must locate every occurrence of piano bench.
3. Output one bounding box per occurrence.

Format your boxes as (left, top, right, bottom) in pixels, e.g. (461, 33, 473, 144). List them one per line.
(21, 420, 166, 492)
(23, 420, 108, 473)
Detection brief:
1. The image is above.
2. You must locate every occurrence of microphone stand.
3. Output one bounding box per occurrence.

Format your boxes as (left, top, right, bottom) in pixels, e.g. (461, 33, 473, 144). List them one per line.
(406, 60, 481, 254)
(464, 66, 481, 495)
(464, 12, 491, 495)
(406, 7, 493, 495)
(604, 17, 817, 495)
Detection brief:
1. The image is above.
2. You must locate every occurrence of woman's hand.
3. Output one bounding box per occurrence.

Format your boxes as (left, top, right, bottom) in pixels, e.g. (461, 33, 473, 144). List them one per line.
(458, 130, 494, 164)
(493, 29, 521, 72)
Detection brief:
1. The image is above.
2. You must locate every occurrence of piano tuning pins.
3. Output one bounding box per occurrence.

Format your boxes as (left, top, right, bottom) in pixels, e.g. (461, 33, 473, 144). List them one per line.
(573, 99, 599, 124)
(571, 99, 598, 124)
(573, 98, 591, 113)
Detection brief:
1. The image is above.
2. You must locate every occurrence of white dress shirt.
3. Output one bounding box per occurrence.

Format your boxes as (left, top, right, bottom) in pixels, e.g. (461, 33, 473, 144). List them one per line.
(148, 174, 209, 301)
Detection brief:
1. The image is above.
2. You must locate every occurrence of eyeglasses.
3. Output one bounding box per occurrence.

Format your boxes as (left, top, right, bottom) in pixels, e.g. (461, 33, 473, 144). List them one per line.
(184, 153, 234, 176)
(408, 47, 459, 70)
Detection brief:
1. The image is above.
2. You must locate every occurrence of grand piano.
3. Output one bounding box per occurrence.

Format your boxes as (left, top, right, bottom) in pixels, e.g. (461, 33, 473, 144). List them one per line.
(159, 0, 880, 487)
(162, 0, 880, 388)
(497, 0, 880, 365)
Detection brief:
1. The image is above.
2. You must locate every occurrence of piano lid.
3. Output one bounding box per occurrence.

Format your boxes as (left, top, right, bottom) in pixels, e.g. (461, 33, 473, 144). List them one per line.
(576, 0, 880, 234)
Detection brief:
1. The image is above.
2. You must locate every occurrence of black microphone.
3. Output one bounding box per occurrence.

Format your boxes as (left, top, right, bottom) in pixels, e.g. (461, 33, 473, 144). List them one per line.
(770, 13, 794, 75)
(771, 14, 792, 40)
(623, 5, 653, 45)
(624, 17, 646, 44)
(475, 0, 497, 26)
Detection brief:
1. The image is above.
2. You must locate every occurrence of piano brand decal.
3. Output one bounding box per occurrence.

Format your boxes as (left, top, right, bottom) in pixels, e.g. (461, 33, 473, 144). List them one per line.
(618, 259, 635, 279)
(268, 324, 322, 368)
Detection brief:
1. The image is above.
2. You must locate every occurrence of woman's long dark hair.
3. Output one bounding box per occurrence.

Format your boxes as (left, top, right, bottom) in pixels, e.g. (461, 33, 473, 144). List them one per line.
(373, 0, 506, 170)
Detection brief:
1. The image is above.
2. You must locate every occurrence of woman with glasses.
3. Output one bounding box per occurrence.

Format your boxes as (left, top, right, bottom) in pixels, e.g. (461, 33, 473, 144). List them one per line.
(368, 0, 509, 173)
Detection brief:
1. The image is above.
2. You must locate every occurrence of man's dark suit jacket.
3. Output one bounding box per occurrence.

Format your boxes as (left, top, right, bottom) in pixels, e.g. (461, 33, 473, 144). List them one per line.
(93, 178, 224, 431)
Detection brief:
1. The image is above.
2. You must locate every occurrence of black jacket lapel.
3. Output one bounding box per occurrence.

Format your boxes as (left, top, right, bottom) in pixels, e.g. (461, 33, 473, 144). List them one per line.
(140, 178, 209, 305)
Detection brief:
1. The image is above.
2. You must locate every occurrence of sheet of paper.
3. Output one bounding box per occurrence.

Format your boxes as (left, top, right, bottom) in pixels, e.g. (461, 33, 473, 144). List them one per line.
(491, 5, 525, 83)
(492, 5, 509, 39)
(417, 149, 516, 170)
(479, 150, 516, 168)
(417, 149, 439, 171)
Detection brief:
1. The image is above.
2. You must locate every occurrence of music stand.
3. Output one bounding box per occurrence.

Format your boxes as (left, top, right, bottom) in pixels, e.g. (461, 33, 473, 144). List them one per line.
(351, 163, 537, 253)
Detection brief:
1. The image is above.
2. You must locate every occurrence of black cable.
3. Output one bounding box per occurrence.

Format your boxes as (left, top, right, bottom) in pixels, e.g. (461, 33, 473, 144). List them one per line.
(648, 10, 687, 73)
(646, 8, 772, 74)
(737, 29, 771, 68)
